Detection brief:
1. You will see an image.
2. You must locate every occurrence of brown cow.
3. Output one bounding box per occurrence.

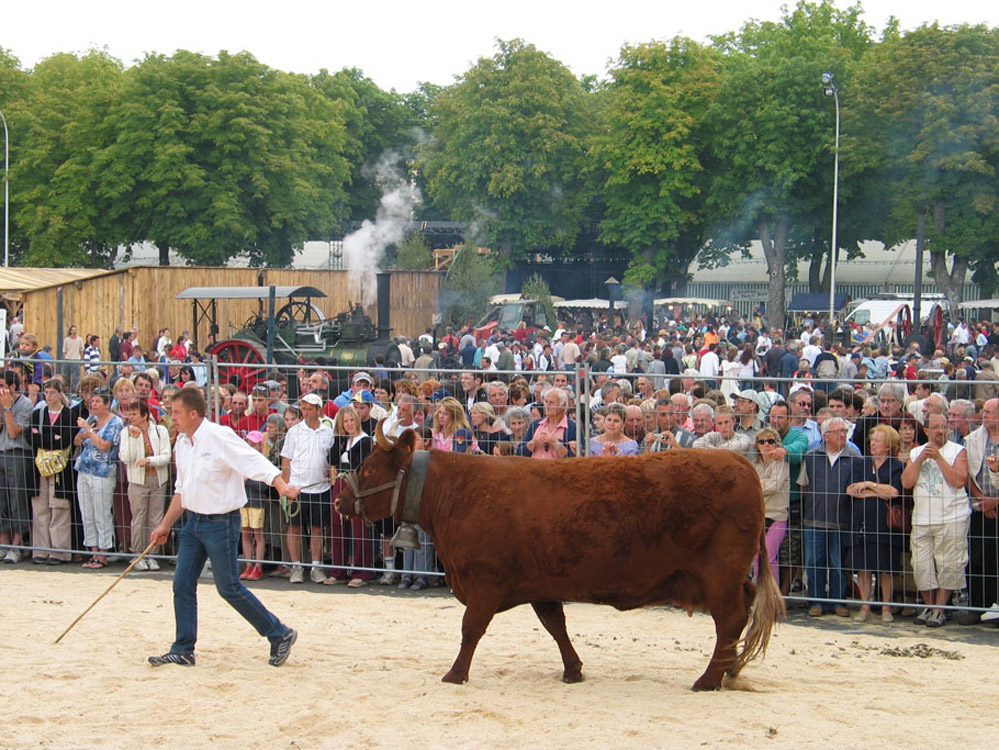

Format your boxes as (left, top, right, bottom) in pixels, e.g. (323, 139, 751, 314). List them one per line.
(336, 425, 785, 690)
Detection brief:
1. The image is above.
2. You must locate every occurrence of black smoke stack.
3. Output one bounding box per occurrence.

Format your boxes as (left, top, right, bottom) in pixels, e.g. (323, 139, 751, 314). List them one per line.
(376, 271, 392, 341)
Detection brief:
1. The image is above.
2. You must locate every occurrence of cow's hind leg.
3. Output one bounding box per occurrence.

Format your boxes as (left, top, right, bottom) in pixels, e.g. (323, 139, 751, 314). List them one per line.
(531, 601, 583, 683)
(692, 581, 751, 692)
(443, 600, 497, 684)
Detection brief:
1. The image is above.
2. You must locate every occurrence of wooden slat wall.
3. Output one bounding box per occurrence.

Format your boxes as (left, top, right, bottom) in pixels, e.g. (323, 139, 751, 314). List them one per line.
(22, 267, 443, 356)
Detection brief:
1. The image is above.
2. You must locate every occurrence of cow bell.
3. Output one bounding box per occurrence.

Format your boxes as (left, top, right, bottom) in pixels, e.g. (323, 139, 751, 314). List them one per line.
(390, 522, 420, 550)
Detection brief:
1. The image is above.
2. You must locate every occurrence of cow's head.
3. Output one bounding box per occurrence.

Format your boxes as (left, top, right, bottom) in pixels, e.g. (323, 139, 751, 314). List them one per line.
(334, 421, 416, 522)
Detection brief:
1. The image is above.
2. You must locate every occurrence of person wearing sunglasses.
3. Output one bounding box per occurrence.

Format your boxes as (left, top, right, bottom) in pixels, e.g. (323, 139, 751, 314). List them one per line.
(752, 427, 789, 583)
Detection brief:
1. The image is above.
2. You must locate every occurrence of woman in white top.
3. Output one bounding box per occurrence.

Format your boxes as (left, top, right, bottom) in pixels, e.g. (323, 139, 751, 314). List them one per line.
(118, 399, 171, 570)
(720, 346, 741, 402)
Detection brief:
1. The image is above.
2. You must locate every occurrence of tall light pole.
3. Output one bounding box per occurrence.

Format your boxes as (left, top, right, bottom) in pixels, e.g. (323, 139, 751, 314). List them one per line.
(0, 108, 8, 268)
(821, 72, 840, 338)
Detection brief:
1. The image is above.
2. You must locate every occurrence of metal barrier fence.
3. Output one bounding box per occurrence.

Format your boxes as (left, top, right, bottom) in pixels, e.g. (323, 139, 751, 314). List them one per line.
(2, 353, 998, 624)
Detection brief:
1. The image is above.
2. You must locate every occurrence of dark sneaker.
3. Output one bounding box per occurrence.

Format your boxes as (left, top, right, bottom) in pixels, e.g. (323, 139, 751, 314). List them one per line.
(268, 629, 297, 667)
(148, 652, 195, 667)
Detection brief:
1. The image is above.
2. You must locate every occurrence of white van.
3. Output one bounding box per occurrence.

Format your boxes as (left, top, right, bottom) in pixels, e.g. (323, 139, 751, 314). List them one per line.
(845, 296, 947, 329)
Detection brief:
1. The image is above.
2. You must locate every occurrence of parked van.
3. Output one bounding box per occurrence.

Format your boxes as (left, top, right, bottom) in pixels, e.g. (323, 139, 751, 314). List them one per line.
(844, 296, 948, 329)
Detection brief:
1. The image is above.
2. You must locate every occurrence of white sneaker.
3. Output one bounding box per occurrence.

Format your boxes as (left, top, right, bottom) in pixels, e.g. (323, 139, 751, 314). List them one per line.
(980, 603, 999, 623)
(310, 566, 328, 584)
(289, 566, 304, 584)
(146, 557, 161, 571)
(3, 549, 21, 564)
(377, 572, 398, 585)
(133, 558, 150, 571)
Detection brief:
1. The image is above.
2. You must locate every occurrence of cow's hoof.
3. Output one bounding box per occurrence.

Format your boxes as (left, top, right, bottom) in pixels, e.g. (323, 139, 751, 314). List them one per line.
(561, 669, 584, 684)
(442, 671, 468, 684)
(691, 677, 722, 692)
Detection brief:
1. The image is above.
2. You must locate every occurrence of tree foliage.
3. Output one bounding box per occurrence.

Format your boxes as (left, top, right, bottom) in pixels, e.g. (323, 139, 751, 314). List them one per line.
(704, 0, 876, 325)
(100, 51, 353, 266)
(520, 272, 557, 329)
(591, 37, 721, 294)
(11, 51, 124, 266)
(849, 23, 999, 308)
(421, 39, 594, 264)
(394, 231, 433, 270)
(310, 67, 420, 222)
(439, 244, 502, 328)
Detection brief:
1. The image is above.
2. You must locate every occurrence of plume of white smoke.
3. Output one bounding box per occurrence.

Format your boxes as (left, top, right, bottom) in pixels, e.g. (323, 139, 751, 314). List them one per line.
(342, 151, 422, 306)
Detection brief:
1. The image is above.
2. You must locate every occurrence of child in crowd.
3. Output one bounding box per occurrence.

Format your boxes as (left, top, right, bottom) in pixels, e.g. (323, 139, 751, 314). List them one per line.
(239, 430, 268, 581)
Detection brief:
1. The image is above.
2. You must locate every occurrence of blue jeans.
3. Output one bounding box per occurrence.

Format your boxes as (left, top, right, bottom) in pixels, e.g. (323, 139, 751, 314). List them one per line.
(171, 510, 289, 655)
(803, 526, 845, 609)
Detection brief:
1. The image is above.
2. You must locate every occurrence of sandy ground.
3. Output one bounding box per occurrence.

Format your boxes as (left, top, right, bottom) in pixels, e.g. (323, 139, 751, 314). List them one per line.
(3, 565, 998, 750)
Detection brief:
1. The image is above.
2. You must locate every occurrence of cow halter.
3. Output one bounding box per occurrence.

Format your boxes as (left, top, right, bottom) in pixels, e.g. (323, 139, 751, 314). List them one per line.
(340, 468, 406, 524)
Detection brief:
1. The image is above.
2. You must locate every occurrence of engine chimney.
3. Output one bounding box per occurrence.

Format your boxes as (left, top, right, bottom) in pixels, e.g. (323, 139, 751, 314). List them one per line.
(376, 271, 392, 341)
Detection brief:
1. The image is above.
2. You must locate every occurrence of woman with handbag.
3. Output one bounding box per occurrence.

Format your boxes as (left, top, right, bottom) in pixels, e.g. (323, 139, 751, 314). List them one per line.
(73, 389, 124, 569)
(119, 399, 171, 571)
(27, 380, 80, 564)
(847, 424, 905, 623)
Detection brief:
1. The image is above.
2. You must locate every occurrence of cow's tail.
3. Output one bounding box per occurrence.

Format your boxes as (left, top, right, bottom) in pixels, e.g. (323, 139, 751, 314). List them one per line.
(731, 522, 786, 676)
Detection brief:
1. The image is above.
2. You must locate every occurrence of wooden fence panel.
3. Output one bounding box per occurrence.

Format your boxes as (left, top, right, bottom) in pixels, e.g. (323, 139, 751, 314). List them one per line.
(22, 267, 443, 357)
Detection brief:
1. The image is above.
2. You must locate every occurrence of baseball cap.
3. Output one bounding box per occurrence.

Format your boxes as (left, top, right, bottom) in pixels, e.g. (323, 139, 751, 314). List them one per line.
(246, 430, 265, 444)
(352, 371, 373, 384)
(734, 389, 759, 408)
(299, 393, 323, 407)
(351, 389, 375, 404)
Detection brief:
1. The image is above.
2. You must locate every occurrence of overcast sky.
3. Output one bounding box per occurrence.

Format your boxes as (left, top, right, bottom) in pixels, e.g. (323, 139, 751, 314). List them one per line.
(6, 0, 998, 93)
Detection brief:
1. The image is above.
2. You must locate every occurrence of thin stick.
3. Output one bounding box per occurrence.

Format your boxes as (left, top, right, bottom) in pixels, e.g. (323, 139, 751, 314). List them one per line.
(55, 540, 159, 644)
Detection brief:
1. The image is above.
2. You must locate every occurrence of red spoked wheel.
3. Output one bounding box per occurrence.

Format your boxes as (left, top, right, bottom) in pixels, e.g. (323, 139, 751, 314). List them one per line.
(209, 338, 269, 390)
(897, 305, 913, 340)
(929, 304, 945, 350)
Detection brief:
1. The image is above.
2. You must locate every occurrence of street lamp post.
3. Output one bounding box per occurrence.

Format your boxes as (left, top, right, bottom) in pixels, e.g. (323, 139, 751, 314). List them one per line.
(1, 108, 8, 268)
(604, 276, 621, 328)
(821, 73, 840, 339)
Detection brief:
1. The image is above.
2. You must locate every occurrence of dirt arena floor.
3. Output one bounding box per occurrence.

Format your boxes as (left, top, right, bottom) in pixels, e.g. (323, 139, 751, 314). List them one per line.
(3, 565, 997, 749)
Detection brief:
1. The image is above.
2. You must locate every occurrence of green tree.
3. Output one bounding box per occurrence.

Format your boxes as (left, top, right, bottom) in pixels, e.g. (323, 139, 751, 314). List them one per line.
(421, 39, 594, 263)
(100, 50, 352, 266)
(849, 24, 999, 310)
(11, 51, 124, 266)
(0, 48, 33, 263)
(440, 243, 501, 328)
(591, 37, 721, 295)
(394, 231, 432, 270)
(520, 272, 556, 329)
(311, 68, 419, 222)
(705, 1, 875, 326)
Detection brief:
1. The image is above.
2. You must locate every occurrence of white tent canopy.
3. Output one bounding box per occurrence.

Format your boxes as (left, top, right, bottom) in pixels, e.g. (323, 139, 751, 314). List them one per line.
(959, 298, 999, 310)
(554, 298, 629, 309)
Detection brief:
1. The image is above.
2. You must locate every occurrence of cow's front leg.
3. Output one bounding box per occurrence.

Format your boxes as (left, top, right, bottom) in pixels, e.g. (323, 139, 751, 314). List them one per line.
(531, 601, 583, 683)
(443, 600, 497, 684)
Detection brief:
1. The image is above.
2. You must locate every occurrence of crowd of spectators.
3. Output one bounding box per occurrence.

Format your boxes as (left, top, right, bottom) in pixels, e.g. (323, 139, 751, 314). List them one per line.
(3, 311, 999, 628)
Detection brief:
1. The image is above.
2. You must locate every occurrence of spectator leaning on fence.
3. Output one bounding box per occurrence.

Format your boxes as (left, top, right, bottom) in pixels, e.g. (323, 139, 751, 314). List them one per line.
(280, 392, 334, 585)
(119, 398, 171, 571)
(27, 379, 80, 564)
(901, 411, 970, 628)
(519, 388, 576, 459)
(692, 404, 752, 458)
(963, 398, 999, 616)
(73, 388, 124, 569)
(798, 417, 862, 618)
(0, 370, 35, 563)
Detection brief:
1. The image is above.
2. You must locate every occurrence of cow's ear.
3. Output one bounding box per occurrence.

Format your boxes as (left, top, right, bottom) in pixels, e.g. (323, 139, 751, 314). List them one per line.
(397, 428, 417, 453)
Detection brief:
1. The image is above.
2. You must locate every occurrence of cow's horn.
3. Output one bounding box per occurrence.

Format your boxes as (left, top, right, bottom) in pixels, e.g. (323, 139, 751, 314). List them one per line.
(375, 419, 395, 451)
